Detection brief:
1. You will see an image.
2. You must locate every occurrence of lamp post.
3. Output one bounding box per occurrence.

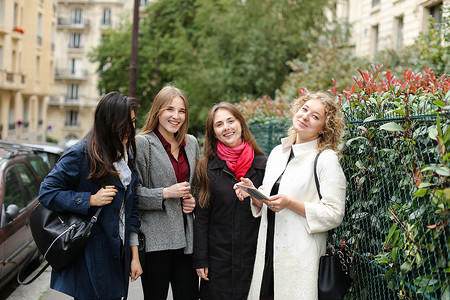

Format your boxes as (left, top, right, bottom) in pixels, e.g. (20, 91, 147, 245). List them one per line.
(129, 0, 140, 98)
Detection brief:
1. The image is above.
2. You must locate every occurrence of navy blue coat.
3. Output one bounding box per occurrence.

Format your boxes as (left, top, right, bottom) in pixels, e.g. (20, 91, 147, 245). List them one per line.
(38, 141, 140, 299)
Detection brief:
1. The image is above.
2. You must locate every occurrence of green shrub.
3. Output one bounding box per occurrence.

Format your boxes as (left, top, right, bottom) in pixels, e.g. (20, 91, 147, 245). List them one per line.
(333, 65, 449, 299)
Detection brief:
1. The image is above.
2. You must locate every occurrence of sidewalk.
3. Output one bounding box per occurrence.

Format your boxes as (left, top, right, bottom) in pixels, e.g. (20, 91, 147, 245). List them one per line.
(9, 261, 145, 300)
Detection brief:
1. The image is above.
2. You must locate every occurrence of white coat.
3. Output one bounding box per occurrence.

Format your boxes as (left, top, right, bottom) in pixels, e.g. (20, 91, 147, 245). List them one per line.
(248, 136, 346, 300)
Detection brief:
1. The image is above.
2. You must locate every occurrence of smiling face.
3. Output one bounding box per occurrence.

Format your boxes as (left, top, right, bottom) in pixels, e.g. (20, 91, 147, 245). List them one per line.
(213, 108, 243, 148)
(157, 96, 186, 139)
(293, 99, 326, 144)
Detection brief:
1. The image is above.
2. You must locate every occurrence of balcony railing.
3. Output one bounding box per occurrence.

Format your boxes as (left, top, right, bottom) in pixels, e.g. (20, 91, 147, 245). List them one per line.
(55, 69, 88, 80)
(57, 17, 90, 29)
(0, 70, 26, 90)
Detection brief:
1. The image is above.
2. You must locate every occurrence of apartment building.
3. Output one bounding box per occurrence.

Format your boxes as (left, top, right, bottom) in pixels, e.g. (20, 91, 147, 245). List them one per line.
(47, 0, 143, 143)
(0, 0, 56, 142)
(336, 0, 448, 58)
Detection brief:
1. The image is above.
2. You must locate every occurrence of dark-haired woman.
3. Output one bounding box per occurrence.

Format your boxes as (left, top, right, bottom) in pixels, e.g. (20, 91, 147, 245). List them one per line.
(38, 92, 142, 300)
(193, 102, 267, 299)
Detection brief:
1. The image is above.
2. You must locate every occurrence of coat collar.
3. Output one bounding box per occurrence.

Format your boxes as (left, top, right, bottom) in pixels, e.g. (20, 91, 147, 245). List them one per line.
(281, 135, 319, 156)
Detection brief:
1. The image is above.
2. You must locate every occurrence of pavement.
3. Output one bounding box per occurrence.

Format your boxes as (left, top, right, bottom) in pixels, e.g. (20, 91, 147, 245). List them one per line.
(8, 261, 149, 300)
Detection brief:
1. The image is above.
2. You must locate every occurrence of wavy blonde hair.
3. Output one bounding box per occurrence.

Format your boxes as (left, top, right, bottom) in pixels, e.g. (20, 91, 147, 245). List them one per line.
(288, 92, 345, 152)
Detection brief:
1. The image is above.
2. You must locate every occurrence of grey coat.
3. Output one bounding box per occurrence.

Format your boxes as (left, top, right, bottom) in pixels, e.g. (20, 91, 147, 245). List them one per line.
(135, 132, 200, 254)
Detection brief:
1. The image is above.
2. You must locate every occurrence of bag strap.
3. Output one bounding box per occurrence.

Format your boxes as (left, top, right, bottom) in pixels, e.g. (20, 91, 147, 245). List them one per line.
(18, 205, 103, 285)
(17, 247, 50, 285)
(313, 152, 334, 242)
(313, 152, 322, 200)
(82, 206, 103, 238)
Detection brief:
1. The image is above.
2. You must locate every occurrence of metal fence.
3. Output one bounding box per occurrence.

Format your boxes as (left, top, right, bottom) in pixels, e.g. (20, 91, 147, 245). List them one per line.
(249, 114, 449, 300)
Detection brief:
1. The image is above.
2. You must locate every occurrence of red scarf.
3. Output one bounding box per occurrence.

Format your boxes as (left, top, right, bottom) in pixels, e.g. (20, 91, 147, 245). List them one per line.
(216, 140, 254, 180)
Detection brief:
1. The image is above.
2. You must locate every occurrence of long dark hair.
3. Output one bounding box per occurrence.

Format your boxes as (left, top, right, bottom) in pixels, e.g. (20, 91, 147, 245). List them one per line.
(86, 91, 139, 183)
(194, 102, 264, 208)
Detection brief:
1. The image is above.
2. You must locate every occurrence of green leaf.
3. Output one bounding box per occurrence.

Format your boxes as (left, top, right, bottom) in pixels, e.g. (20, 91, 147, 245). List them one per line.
(400, 261, 412, 273)
(428, 127, 438, 140)
(414, 188, 427, 197)
(393, 109, 406, 116)
(380, 122, 405, 132)
(433, 100, 446, 107)
(363, 115, 377, 123)
(346, 136, 368, 146)
(436, 166, 450, 177)
(444, 188, 450, 200)
(386, 223, 398, 243)
(417, 182, 434, 188)
(391, 247, 398, 260)
(443, 126, 450, 143)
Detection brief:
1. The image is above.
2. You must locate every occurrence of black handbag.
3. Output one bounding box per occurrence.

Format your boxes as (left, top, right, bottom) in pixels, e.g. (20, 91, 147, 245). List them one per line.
(30, 203, 102, 272)
(138, 231, 145, 266)
(313, 152, 354, 300)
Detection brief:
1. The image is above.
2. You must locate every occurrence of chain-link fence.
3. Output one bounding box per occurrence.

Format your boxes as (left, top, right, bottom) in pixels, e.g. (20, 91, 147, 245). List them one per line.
(249, 113, 449, 299)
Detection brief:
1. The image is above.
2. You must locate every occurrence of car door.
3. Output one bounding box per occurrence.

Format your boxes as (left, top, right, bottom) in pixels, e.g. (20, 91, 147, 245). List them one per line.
(0, 162, 40, 286)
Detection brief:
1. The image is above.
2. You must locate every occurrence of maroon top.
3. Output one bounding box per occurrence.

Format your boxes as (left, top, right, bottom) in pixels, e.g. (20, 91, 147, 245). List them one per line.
(154, 128, 189, 183)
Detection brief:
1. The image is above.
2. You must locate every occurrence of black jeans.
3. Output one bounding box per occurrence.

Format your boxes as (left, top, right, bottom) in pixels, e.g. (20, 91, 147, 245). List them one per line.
(141, 249, 199, 300)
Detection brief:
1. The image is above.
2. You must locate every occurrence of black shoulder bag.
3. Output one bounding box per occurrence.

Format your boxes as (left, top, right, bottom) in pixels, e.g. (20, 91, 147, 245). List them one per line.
(314, 152, 354, 300)
(17, 203, 102, 285)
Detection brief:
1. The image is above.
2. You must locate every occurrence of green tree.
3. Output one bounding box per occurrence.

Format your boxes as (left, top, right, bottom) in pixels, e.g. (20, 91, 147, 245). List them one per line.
(89, 0, 330, 132)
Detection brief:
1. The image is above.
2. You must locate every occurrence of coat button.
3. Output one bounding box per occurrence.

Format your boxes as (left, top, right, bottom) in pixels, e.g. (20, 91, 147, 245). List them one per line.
(76, 197, 82, 204)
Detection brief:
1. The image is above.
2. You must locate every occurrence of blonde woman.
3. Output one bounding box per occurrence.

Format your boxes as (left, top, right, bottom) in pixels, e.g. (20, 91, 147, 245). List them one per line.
(235, 92, 347, 299)
(135, 86, 200, 300)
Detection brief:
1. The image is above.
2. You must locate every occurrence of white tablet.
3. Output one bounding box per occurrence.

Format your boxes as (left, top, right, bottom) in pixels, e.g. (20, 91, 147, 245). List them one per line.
(235, 183, 268, 201)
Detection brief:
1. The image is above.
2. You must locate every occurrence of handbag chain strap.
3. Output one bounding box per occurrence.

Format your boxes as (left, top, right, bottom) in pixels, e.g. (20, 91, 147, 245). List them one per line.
(314, 153, 353, 275)
(313, 152, 333, 241)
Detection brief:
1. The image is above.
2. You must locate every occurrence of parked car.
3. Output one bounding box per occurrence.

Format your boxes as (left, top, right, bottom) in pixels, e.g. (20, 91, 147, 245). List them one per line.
(0, 142, 62, 289)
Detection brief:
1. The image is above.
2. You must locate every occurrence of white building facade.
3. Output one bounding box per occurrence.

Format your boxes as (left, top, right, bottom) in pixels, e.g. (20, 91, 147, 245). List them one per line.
(336, 0, 448, 58)
(49, 0, 143, 143)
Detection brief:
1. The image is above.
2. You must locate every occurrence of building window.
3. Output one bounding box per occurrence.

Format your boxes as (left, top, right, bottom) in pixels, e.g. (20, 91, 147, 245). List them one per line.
(372, 0, 380, 7)
(37, 13, 42, 45)
(70, 58, 82, 76)
(371, 25, 379, 56)
(13, 3, 18, 27)
(67, 84, 79, 100)
(429, 2, 442, 25)
(69, 33, 82, 48)
(102, 8, 111, 25)
(140, 0, 148, 7)
(0, 47, 3, 69)
(23, 98, 29, 128)
(0, 0, 5, 26)
(65, 110, 79, 127)
(36, 56, 41, 79)
(395, 16, 403, 50)
(71, 8, 83, 25)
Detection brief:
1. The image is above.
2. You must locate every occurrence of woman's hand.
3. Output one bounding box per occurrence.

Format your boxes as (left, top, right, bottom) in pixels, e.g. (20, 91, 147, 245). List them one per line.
(265, 194, 298, 214)
(234, 178, 255, 200)
(182, 194, 196, 214)
(234, 178, 263, 207)
(196, 267, 209, 281)
(130, 245, 143, 282)
(163, 182, 191, 199)
(90, 185, 117, 207)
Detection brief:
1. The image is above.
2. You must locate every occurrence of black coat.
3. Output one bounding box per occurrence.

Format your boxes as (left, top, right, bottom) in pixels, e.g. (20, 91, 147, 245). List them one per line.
(193, 153, 267, 300)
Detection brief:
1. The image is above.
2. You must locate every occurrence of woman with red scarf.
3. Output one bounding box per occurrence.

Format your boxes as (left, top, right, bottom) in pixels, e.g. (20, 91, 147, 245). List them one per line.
(193, 102, 267, 300)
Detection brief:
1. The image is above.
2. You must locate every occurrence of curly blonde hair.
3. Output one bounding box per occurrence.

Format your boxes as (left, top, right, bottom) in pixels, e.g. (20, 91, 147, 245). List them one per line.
(288, 92, 345, 152)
